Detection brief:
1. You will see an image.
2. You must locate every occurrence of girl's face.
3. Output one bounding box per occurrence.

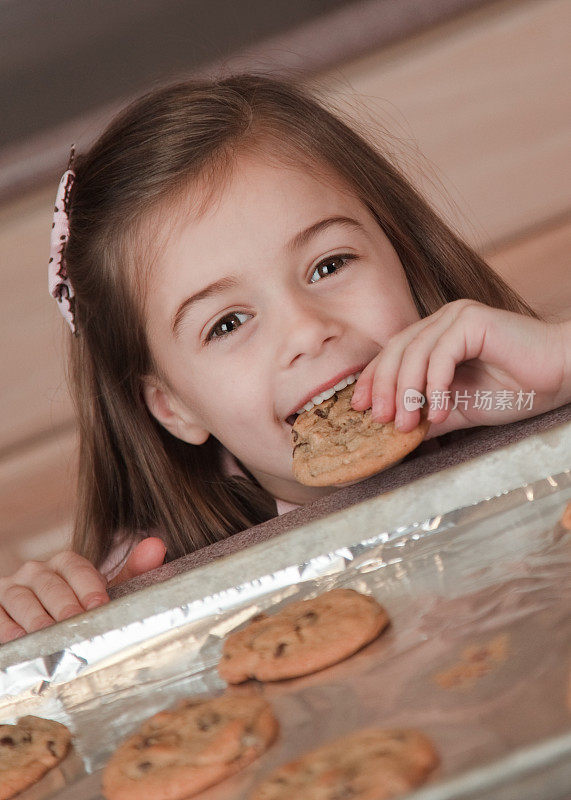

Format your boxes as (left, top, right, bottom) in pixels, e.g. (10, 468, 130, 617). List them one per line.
(142, 151, 420, 504)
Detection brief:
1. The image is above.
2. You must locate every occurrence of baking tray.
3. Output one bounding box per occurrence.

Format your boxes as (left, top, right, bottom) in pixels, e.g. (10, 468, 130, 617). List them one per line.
(1, 420, 570, 800)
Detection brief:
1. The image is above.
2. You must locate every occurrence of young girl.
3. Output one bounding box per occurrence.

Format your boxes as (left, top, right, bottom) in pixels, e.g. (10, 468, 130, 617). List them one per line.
(1, 74, 569, 643)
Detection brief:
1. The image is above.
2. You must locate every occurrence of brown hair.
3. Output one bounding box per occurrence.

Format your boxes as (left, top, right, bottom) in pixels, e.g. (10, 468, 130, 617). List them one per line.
(64, 73, 537, 567)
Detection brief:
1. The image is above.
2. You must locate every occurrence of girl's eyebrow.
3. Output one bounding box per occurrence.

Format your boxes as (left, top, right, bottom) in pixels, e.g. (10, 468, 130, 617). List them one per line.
(172, 275, 239, 336)
(171, 215, 364, 336)
(286, 215, 364, 252)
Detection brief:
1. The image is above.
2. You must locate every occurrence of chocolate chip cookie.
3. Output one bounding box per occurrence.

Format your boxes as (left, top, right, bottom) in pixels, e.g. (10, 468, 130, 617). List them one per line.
(0, 715, 71, 800)
(218, 588, 389, 684)
(102, 694, 278, 800)
(291, 382, 430, 486)
(250, 727, 439, 800)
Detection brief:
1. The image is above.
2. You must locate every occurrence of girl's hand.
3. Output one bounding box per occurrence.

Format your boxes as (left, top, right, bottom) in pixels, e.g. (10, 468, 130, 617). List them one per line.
(351, 300, 571, 438)
(0, 537, 166, 643)
(0, 552, 109, 643)
(106, 537, 167, 588)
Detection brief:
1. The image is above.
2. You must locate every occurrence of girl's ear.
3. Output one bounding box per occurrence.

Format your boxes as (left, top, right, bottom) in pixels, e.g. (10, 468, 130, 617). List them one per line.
(141, 376, 210, 445)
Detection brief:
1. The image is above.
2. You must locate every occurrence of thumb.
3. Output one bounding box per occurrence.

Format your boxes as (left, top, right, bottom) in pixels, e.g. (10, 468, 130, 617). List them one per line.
(108, 537, 167, 587)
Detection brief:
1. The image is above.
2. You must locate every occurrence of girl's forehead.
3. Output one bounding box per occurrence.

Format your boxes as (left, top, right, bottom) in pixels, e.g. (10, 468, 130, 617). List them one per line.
(165, 150, 364, 241)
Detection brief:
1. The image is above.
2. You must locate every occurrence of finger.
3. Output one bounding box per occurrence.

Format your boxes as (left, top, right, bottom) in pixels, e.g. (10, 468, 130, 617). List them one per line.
(49, 551, 109, 611)
(393, 323, 450, 431)
(426, 316, 487, 424)
(9, 561, 85, 623)
(364, 309, 461, 421)
(0, 584, 54, 633)
(351, 305, 458, 412)
(369, 317, 442, 424)
(353, 301, 481, 419)
(389, 301, 482, 427)
(108, 537, 167, 588)
(0, 606, 26, 643)
(350, 356, 380, 410)
(369, 344, 403, 423)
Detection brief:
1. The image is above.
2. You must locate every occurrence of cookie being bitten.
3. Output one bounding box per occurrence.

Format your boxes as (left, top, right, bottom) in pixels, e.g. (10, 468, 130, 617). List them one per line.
(250, 727, 439, 800)
(218, 588, 389, 684)
(291, 382, 430, 486)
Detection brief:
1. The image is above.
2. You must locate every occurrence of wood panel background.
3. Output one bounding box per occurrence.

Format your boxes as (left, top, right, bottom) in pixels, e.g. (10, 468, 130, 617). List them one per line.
(0, 0, 569, 576)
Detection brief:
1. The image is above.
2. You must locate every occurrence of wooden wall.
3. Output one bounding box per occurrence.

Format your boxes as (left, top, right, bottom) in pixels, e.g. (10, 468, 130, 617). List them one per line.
(0, 0, 569, 575)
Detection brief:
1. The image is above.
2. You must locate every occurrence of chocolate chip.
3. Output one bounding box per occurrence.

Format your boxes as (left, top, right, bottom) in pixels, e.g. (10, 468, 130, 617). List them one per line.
(251, 613, 267, 622)
(136, 736, 157, 749)
(330, 787, 356, 799)
(274, 642, 287, 657)
(22, 733, 32, 744)
(47, 740, 57, 757)
(467, 648, 489, 662)
(293, 442, 309, 454)
(295, 610, 319, 635)
(197, 712, 221, 731)
(0, 736, 15, 747)
(138, 761, 152, 772)
(292, 430, 299, 443)
(315, 406, 330, 418)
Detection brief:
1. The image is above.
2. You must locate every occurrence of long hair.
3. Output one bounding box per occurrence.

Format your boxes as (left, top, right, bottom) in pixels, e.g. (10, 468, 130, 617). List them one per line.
(64, 73, 537, 567)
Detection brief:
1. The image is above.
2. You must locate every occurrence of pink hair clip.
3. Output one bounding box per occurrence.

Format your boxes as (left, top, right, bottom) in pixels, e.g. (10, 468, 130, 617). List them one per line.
(48, 146, 77, 334)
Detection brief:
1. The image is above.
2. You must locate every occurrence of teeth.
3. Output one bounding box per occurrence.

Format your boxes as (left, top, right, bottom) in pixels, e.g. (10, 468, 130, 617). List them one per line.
(312, 386, 336, 404)
(294, 371, 362, 416)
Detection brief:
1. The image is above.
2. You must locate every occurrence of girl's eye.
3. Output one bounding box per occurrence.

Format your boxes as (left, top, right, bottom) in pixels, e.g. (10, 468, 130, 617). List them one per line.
(309, 253, 356, 283)
(204, 254, 356, 344)
(205, 311, 252, 344)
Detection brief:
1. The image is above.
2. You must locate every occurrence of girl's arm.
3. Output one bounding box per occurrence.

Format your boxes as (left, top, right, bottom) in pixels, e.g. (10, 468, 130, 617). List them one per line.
(351, 300, 571, 437)
(0, 538, 166, 643)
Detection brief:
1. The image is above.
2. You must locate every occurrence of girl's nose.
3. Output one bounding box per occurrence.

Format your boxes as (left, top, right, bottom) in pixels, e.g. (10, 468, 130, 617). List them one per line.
(276, 291, 343, 368)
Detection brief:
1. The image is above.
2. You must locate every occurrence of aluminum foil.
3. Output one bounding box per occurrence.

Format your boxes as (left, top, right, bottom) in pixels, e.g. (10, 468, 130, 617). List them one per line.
(1, 468, 571, 800)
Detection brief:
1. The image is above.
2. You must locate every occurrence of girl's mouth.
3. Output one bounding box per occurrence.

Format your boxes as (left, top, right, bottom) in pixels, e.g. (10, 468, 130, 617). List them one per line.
(283, 369, 363, 428)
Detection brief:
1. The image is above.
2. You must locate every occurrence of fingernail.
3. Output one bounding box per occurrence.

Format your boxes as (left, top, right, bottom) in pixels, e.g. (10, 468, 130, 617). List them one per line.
(351, 386, 364, 405)
(85, 594, 108, 610)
